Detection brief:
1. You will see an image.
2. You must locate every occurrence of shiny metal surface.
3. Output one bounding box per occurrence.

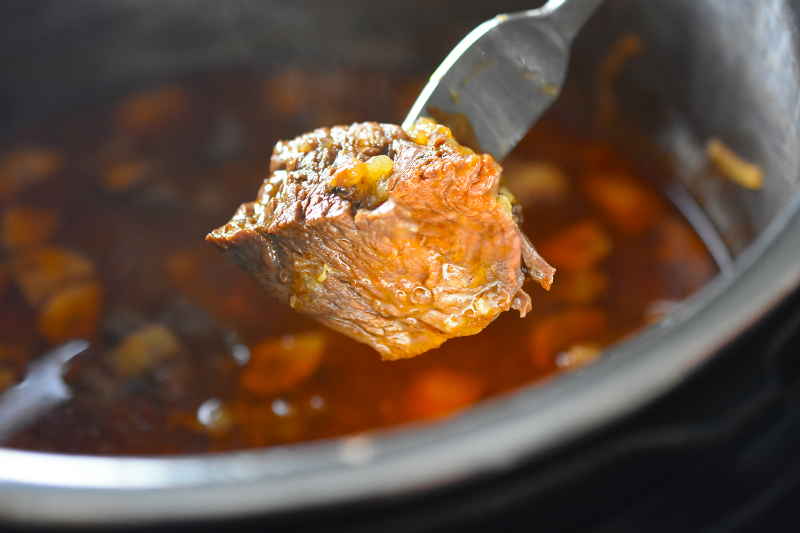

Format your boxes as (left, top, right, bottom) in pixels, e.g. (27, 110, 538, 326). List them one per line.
(0, 0, 799, 526)
(403, 0, 603, 160)
(0, 340, 89, 444)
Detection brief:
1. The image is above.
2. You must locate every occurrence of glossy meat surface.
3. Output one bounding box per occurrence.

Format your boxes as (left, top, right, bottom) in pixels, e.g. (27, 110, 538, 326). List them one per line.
(208, 121, 554, 359)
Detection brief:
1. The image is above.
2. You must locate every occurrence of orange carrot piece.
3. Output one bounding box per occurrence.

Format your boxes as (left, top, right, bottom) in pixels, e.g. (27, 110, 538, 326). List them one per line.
(539, 220, 612, 271)
(114, 85, 191, 136)
(0, 147, 62, 198)
(11, 246, 96, 307)
(550, 269, 609, 304)
(655, 217, 716, 298)
(37, 281, 102, 343)
(2, 205, 59, 250)
(406, 368, 484, 419)
(102, 160, 153, 192)
(240, 332, 326, 397)
(582, 172, 665, 236)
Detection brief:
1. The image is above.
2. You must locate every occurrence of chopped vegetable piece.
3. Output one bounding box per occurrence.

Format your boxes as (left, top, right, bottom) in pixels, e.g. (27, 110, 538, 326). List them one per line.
(0, 147, 62, 198)
(555, 343, 601, 369)
(37, 281, 102, 343)
(10, 246, 97, 307)
(2, 205, 59, 250)
(529, 308, 607, 369)
(239, 332, 326, 397)
(110, 323, 183, 378)
(364, 155, 394, 185)
(502, 159, 569, 204)
(550, 269, 609, 304)
(406, 368, 484, 419)
(656, 217, 717, 298)
(102, 160, 153, 192)
(582, 171, 665, 236)
(114, 85, 191, 136)
(539, 220, 612, 271)
(330, 159, 369, 187)
(706, 138, 763, 190)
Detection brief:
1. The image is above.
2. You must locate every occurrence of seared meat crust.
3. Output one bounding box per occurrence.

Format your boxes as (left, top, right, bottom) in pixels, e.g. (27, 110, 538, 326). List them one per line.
(208, 122, 554, 360)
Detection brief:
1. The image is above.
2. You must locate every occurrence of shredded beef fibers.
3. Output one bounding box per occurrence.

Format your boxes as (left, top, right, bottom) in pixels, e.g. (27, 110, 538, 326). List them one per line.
(207, 121, 554, 360)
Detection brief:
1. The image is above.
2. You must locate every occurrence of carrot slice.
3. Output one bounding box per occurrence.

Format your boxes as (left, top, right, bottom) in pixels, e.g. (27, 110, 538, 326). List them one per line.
(406, 368, 484, 419)
(549, 269, 609, 304)
(11, 246, 96, 307)
(37, 281, 102, 344)
(582, 172, 664, 236)
(539, 220, 612, 271)
(102, 160, 153, 192)
(2, 205, 59, 250)
(114, 85, 191, 136)
(0, 147, 62, 198)
(240, 332, 326, 397)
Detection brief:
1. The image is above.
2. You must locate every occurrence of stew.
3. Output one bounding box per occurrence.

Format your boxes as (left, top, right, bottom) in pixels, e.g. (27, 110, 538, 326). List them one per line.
(0, 69, 716, 455)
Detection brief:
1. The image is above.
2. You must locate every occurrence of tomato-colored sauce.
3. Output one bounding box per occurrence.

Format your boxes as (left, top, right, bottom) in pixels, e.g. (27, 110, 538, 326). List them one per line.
(0, 70, 716, 455)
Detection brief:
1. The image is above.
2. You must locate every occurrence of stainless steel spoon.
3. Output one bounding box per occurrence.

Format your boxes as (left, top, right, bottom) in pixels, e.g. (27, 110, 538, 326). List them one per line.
(403, 0, 603, 161)
(0, 340, 89, 444)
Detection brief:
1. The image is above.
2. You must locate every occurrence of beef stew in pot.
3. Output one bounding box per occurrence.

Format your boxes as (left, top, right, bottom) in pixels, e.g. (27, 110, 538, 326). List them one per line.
(0, 69, 716, 455)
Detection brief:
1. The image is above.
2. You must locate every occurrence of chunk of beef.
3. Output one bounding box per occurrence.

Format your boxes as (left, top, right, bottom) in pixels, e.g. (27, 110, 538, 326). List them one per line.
(207, 121, 554, 360)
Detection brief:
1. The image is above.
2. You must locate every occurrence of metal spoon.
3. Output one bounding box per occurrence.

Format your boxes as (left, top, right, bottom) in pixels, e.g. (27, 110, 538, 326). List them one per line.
(403, 0, 603, 161)
(0, 340, 89, 444)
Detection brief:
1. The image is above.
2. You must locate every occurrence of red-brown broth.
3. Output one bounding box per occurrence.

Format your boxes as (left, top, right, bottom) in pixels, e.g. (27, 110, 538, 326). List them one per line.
(0, 70, 716, 455)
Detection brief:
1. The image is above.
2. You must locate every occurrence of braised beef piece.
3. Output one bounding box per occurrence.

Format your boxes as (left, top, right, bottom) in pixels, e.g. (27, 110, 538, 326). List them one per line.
(207, 121, 554, 360)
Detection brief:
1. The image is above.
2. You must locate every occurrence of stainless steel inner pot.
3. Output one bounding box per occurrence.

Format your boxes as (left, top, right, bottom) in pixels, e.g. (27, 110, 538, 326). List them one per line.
(1, 0, 799, 526)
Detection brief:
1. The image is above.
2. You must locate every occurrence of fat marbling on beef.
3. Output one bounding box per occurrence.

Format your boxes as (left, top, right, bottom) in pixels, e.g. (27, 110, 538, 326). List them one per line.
(207, 120, 554, 360)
